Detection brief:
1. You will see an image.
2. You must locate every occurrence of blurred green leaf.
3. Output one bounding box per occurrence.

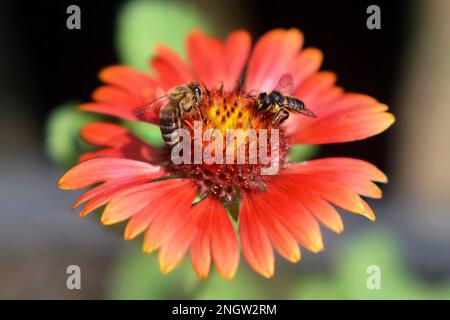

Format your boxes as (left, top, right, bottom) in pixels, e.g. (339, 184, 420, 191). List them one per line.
(45, 103, 99, 167)
(335, 231, 418, 299)
(288, 144, 318, 162)
(195, 266, 266, 300)
(292, 230, 450, 299)
(106, 244, 201, 299)
(116, 0, 213, 70)
(290, 276, 343, 300)
(123, 120, 165, 148)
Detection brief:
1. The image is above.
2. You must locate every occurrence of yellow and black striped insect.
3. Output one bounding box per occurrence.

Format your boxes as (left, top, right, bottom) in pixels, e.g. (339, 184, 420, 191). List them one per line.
(134, 83, 204, 146)
(255, 74, 316, 125)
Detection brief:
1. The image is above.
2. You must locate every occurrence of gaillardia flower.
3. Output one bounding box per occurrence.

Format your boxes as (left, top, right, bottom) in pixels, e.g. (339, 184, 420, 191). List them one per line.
(59, 29, 394, 279)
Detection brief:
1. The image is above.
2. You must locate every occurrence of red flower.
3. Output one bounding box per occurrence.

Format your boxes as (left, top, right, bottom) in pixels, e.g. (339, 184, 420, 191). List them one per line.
(59, 29, 394, 279)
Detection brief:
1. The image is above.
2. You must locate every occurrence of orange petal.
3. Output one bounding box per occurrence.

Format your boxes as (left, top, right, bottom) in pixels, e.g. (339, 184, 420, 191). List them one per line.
(79, 66, 160, 122)
(246, 191, 301, 262)
(294, 71, 337, 105)
(158, 196, 237, 276)
(151, 45, 195, 88)
(118, 179, 197, 240)
(284, 187, 343, 234)
(92, 85, 141, 106)
(81, 122, 130, 147)
(186, 30, 225, 89)
(223, 30, 251, 91)
(142, 181, 198, 252)
(190, 213, 212, 279)
(74, 176, 161, 217)
(99, 65, 157, 97)
(101, 180, 181, 225)
(288, 157, 387, 183)
(246, 28, 303, 92)
(259, 184, 324, 253)
(79, 102, 137, 121)
(272, 172, 374, 221)
(287, 88, 395, 144)
(286, 158, 387, 199)
(287, 48, 323, 92)
(79, 122, 163, 163)
(209, 199, 239, 279)
(295, 109, 395, 144)
(158, 208, 199, 274)
(59, 158, 162, 190)
(360, 199, 376, 221)
(240, 192, 275, 278)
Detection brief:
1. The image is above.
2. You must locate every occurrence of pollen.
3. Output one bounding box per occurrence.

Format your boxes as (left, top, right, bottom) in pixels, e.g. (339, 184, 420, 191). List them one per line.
(166, 89, 289, 202)
(205, 93, 255, 132)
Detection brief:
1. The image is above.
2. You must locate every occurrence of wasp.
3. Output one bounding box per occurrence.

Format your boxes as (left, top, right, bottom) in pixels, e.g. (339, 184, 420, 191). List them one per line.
(134, 83, 204, 146)
(255, 74, 316, 125)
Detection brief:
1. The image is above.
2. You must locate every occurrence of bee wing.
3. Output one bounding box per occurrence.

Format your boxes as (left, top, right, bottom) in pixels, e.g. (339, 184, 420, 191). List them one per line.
(293, 107, 317, 118)
(274, 73, 294, 94)
(133, 95, 169, 116)
(246, 89, 259, 98)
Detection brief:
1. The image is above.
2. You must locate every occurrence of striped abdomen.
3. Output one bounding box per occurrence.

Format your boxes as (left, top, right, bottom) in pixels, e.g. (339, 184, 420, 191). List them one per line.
(159, 104, 182, 147)
(282, 96, 305, 111)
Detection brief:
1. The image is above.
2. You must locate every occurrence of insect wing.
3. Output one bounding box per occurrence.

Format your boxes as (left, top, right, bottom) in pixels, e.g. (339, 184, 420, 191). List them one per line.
(274, 73, 294, 94)
(133, 95, 169, 116)
(295, 107, 317, 118)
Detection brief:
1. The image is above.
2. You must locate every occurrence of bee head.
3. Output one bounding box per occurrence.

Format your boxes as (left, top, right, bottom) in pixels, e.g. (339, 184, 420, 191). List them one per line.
(190, 83, 203, 103)
(257, 92, 272, 111)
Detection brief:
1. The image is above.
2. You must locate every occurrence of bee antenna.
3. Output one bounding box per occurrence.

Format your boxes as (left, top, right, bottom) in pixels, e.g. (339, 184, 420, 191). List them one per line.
(236, 73, 246, 92)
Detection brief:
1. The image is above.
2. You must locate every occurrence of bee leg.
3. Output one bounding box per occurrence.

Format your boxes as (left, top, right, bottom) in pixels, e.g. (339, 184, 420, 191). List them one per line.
(272, 109, 289, 125)
(194, 105, 205, 124)
(278, 110, 290, 124)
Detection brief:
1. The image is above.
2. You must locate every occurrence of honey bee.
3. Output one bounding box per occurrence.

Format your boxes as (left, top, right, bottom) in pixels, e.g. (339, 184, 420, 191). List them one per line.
(255, 74, 316, 125)
(134, 83, 203, 146)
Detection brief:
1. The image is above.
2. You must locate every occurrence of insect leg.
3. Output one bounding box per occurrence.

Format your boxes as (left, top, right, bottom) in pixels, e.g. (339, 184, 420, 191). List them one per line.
(272, 109, 289, 125)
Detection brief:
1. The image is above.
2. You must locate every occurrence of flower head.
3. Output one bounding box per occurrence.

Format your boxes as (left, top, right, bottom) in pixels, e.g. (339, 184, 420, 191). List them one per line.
(59, 29, 394, 279)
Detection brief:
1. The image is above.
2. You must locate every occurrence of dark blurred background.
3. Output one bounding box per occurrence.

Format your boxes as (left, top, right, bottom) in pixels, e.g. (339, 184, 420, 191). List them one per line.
(2, 0, 450, 299)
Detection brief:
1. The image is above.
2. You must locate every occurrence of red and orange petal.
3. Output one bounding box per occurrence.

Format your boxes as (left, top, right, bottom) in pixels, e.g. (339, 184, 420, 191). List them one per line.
(79, 122, 163, 163)
(159, 196, 239, 279)
(236, 157, 387, 278)
(79, 66, 160, 123)
(246, 28, 303, 92)
(186, 29, 252, 91)
(284, 82, 395, 144)
(59, 158, 166, 217)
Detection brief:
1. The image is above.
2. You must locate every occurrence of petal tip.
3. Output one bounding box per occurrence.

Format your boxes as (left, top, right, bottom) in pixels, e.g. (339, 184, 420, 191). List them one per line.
(196, 272, 210, 280)
(143, 243, 157, 254)
(258, 263, 275, 279)
(123, 231, 133, 241)
(366, 213, 376, 221)
(287, 250, 302, 263)
(58, 177, 70, 190)
(159, 263, 175, 274)
(335, 224, 344, 234)
(79, 208, 91, 218)
(219, 269, 237, 280)
(100, 212, 115, 225)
